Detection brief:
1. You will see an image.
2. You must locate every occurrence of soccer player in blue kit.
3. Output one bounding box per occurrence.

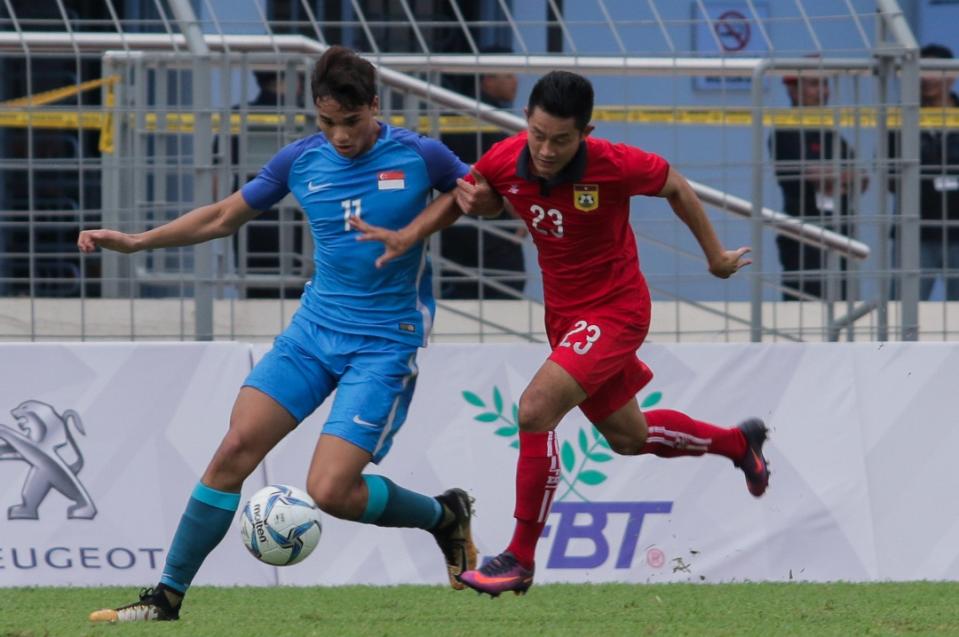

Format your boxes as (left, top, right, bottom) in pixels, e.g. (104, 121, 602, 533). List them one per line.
(80, 46, 478, 622)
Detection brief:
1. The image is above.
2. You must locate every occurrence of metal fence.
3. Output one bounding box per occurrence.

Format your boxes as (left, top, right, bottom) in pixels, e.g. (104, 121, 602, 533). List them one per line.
(0, 0, 956, 342)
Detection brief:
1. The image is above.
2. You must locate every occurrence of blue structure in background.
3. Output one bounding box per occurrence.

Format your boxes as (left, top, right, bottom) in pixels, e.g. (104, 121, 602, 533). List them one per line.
(191, 0, 957, 302)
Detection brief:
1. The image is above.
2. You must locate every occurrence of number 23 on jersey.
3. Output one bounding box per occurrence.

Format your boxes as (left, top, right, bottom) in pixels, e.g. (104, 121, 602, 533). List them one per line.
(559, 320, 601, 354)
(530, 204, 564, 238)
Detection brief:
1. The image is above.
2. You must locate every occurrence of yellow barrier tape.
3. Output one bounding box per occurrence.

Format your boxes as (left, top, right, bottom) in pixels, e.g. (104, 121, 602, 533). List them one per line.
(0, 111, 497, 135)
(7, 77, 959, 132)
(0, 111, 103, 129)
(593, 106, 959, 129)
(98, 82, 115, 154)
(0, 75, 119, 108)
(5, 104, 959, 135)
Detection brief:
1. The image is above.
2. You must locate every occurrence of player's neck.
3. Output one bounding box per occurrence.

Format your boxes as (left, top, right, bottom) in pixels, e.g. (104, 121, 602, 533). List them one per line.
(528, 157, 563, 181)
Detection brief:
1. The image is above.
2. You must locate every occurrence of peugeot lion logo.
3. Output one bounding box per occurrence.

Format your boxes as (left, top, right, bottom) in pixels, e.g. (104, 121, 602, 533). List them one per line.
(0, 400, 97, 520)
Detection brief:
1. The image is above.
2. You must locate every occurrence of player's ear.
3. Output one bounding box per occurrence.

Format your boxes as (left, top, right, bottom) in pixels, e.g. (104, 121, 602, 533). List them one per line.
(523, 106, 529, 120)
(582, 124, 595, 137)
(370, 95, 380, 114)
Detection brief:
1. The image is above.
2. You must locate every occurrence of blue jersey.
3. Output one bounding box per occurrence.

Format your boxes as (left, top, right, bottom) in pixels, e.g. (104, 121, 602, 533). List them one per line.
(241, 123, 467, 346)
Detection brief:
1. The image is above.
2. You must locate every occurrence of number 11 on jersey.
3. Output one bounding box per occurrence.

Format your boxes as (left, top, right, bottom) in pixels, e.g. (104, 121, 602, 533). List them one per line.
(342, 199, 362, 231)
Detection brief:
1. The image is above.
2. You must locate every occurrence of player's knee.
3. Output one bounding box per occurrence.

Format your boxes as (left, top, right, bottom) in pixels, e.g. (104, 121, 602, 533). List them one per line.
(216, 430, 248, 458)
(306, 479, 351, 518)
(517, 388, 554, 432)
(605, 430, 647, 456)
(204, 430, 257, 488)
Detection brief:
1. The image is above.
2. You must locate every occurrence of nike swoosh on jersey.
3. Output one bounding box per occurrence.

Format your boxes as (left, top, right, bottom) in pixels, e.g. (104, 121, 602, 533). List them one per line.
(352, 415, 382, 429)
(308, 181, 333, 192)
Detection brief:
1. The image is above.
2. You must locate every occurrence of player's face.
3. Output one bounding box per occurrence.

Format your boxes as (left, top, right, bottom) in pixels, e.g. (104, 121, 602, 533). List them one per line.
(920, 73, 956, 106)
(482, 73, 518, 103)
(525, 107, 589, 179)
(797, 78, 829, 106)
(315, 96, 380, 159)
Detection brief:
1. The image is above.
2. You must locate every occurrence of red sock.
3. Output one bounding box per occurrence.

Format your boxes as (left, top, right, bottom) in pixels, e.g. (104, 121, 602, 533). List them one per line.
(642, 409, 746, 461)
(506, 430, 560, 570)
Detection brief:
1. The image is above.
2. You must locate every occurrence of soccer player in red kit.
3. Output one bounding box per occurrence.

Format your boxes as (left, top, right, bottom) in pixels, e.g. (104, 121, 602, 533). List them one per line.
(351, 70, 769, 597)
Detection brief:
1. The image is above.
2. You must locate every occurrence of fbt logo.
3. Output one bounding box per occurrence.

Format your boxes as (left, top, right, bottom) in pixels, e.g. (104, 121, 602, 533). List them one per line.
(541, 501, 673, 569)
(0, 400, 96, 520)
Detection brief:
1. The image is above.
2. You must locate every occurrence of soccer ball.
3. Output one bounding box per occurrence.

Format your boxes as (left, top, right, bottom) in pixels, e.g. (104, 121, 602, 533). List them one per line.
(240, 484, 323, 566)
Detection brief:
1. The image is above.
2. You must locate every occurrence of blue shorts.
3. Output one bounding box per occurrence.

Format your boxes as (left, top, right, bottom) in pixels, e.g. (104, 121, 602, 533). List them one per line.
(243, 313, 419, 463)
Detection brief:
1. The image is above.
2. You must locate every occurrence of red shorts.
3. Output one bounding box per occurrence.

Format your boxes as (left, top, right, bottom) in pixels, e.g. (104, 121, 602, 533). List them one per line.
(547, 301, 653, 424)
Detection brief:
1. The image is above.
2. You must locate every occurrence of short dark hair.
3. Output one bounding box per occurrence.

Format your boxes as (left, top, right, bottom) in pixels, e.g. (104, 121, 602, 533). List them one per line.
(527, 71, 593, 131)
(311, 45, 376, 109)
(921, 44, 954, 59)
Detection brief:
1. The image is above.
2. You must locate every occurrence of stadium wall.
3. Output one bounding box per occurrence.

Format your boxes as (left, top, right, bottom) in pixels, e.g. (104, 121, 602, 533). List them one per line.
(5, 298, 959, 342)
(1, 341, 957, 586)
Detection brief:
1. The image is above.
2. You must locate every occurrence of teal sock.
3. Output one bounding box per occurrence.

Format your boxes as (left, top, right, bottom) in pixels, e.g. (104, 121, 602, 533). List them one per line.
(159, 482, 240, 593)
(359, 475, 442, 530)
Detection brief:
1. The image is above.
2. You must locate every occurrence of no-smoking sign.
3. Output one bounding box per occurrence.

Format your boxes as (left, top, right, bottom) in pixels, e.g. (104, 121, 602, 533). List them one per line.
(714, 9, 751, 52)
(694, 2, 768, 90)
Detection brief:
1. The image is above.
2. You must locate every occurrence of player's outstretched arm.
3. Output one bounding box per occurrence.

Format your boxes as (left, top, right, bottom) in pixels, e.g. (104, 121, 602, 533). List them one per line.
(350, 192, 461, 268)
(77, 191, 260, 254)
(657, 166, 752, 279)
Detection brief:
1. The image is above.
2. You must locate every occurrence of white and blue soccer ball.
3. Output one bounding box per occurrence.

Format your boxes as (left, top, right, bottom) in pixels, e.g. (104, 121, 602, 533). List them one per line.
(240, 484, 323, 566)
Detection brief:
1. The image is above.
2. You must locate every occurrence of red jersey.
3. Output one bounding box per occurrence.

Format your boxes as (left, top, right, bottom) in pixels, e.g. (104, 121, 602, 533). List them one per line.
(474, 132, 669, 317)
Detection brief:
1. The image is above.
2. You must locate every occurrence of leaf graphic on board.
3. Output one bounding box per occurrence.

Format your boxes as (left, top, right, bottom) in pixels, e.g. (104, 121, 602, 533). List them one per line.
(641, 391, 662, 409)
(578, 470, 607, 486)
(561, 441, 576, 473)
(463, 391, 485, 408)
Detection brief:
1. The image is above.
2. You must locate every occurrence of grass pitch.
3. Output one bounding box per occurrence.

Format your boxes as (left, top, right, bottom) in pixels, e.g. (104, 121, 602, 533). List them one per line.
(2, 582, 958, 636)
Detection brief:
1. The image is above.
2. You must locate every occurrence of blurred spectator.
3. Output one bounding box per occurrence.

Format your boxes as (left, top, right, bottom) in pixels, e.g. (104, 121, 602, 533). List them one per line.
(251, 70, 284, 108)
(216, 70, 307, 298)
(218, 70, 305, 184)
(440, 50, 526, 300)
(889, 44, 959, 300)
(248, 70, 306, 110)
(769, 70, 866, 301)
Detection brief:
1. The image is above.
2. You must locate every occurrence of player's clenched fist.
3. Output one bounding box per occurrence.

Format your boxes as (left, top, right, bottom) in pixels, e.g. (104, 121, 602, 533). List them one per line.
(454, 167, 503, 218)
(77, 229, 141, 254)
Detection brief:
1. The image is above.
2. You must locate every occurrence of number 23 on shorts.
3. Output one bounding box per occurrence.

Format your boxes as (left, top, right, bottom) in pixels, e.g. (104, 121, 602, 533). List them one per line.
(558, 320, 602, 355)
